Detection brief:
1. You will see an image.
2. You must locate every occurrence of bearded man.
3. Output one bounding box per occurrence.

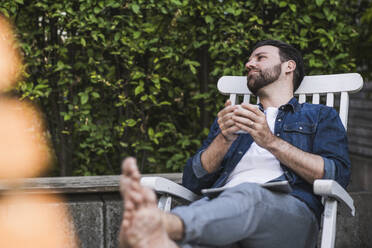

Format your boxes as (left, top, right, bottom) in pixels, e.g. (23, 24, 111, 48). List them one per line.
(119, 40, 350, 248)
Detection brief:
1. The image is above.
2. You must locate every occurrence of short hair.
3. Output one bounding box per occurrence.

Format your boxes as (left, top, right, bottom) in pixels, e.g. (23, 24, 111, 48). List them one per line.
(251, 40, 304, 92)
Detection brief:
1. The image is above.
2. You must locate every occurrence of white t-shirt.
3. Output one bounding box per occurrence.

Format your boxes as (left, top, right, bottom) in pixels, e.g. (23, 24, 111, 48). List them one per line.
(224, 107, 284, 188)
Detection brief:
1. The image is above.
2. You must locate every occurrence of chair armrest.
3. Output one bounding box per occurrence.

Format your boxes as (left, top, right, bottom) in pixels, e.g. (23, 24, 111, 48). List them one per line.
(313, 179, 355, 216)
(140, 176, 201, 203)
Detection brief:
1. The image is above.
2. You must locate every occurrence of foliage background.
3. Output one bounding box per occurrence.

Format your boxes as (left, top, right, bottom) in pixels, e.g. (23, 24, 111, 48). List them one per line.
(0, 0, 365, 176)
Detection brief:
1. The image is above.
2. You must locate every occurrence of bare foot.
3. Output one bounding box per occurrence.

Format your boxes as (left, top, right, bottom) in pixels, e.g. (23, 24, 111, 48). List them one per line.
(119, 157, 179, 248)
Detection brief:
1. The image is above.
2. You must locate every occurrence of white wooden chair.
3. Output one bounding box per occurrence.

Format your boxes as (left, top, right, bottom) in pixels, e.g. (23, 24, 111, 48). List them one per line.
(141, 73, 364, 248)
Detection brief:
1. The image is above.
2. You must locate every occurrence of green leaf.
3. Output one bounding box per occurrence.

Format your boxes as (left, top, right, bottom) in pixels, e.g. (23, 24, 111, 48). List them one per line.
(205, 15, 213, 24)
(316, 0, 324, 6)
(91, 92, 100, 98)
(114, 33, 121, 41)
(126, 119, 137, 127)
(135, 84, 144, 95)
(148, 127, 154, 137)
(131, 4, 140, 14)
(289, 4, 296, 12)
(189, 64, 197, 74)
(303, 15, 311, 24)
(81, 37, 86, 47)
(80, 93, 89, 104)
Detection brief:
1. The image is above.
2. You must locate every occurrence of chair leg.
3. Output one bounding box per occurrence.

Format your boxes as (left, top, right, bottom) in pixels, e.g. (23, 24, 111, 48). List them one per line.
(158, 195, 172, 212)
(320, 199, 338, 248)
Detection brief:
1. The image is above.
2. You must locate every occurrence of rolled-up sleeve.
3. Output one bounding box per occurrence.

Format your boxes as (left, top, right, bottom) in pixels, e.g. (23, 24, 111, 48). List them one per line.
(322, 157, 336, 180)
(192, 149, 209, 178)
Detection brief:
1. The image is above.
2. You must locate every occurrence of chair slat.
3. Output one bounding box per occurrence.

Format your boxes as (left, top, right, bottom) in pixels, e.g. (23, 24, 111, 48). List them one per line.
(312, 94, 320, 104)
(299, 94, 306, 103)
(229, 94, 237, 105)
(243, 94, 250, 104)
(326, 93, 334, 107)
(339, 92, 349, 130)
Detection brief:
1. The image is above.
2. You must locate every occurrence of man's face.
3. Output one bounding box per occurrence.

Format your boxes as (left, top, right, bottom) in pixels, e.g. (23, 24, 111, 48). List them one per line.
(245, 45, 283, 95)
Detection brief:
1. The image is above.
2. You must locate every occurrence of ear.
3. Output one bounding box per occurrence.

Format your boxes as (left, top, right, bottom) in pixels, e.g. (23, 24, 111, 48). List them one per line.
(284, 60, 296, 74)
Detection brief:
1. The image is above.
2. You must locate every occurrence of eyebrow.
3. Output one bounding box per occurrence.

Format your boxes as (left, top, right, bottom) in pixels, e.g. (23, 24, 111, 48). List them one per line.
(248, 52, 269, 62)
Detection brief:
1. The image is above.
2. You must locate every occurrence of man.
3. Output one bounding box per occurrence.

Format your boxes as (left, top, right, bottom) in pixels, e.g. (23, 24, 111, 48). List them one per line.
(119, 40, 350, 248)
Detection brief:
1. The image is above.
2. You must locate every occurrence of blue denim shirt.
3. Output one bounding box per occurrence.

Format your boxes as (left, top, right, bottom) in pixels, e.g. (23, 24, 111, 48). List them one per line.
(182, 97, 351, 222)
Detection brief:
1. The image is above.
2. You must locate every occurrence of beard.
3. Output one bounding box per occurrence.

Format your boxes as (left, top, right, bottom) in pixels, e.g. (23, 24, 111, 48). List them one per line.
(247, 63, 282, 95)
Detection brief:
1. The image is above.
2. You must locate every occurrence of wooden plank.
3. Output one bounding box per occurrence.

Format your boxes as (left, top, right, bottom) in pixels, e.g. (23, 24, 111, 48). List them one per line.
(349, 144, 372, 158)
(348, 135, 372, 147)
(348, 127, 372, 138)
(349, 109, 372, 121)
(349, 99, 372, 110)
(348, 118, 372, 129)
(0, 173, 183, 194)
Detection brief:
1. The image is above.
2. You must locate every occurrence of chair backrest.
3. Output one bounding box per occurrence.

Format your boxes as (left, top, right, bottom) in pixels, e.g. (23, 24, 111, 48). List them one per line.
(217, 73, 364, 130)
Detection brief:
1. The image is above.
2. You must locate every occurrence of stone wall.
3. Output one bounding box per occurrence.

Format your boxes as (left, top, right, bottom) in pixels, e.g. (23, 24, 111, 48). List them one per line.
(0, 175, 371, 248)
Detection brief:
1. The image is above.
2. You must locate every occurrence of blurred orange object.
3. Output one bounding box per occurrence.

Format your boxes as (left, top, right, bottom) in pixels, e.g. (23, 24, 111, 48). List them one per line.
(0, 193, 79, 248)
(0, 15, 23, 92)
(0, 97, 52, 179)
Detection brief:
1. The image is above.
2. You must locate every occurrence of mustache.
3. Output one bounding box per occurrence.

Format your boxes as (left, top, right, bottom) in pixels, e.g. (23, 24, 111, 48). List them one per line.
(247, 68, 261, 75)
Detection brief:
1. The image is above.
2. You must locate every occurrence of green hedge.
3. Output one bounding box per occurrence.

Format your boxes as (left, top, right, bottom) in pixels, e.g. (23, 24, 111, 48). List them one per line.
(0, 0, 360, 176)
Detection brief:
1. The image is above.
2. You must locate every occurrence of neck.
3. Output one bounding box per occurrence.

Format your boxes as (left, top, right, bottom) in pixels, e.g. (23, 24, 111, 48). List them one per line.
(256, 78, 294, 109)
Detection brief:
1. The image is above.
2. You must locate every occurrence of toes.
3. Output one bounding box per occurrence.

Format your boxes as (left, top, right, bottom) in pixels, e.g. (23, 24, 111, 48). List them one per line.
(120, 177, 131, 198)
(142, 187, 157, 207)
(128, 189, 145, 206)
(121, 157, 141, 181)
(124, 199, 135, 211)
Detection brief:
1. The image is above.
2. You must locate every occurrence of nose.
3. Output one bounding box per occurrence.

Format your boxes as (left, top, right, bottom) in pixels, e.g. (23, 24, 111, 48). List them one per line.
(245, 60, 256, 70)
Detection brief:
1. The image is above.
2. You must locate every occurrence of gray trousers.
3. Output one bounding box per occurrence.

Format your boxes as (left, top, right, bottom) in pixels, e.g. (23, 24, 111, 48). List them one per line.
(171, 182, 318, 248)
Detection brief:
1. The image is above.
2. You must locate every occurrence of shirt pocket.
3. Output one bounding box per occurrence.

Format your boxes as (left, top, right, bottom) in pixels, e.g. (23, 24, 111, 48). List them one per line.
(282, 122, 316, 151)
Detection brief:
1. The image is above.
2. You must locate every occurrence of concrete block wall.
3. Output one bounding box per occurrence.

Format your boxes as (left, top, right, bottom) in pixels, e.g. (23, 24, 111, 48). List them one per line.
(0, 175, 371, 248)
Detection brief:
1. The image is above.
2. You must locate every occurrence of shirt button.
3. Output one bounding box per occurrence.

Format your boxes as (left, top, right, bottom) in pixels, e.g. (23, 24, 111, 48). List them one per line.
(299, 126, 303, 130)
(276, 133, 280, 137)
(280, 107, 284, 110)
(277, 118, 282, 122)
(238, 151, 243, 155)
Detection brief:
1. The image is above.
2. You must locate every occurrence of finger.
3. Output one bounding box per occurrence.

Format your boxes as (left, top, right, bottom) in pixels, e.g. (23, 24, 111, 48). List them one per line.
(241, 103, 262, 116)
(235, 122, 253, 133)
(218, 118, 237, 134)
(232, 115, 255, 127)
(218, 105, 237, 119)
(225, 124, 240, 134)
(233, 107, 256, 121)
(219, 112, 235, 125)
(225, 100, 232, 107)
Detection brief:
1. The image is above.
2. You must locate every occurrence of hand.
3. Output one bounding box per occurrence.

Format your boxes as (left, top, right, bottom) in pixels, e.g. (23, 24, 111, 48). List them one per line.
(217, 100, 240, 142)
(232, 103, 276, 148)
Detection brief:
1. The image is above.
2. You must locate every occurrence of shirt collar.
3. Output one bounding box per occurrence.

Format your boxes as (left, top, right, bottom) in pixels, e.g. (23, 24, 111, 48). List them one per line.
(257, 97, 300, 113)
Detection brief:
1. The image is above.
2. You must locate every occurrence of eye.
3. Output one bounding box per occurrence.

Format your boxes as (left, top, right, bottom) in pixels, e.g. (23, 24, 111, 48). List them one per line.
(257, 56, 265, 60)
